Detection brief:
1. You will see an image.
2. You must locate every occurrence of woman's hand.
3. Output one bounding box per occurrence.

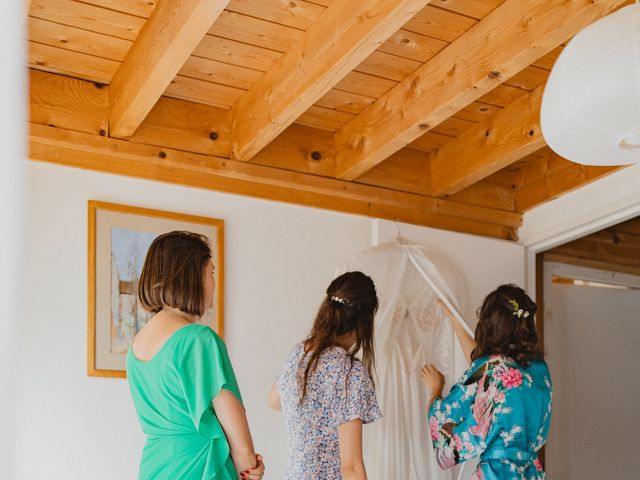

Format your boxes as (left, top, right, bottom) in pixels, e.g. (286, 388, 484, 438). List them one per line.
(240, 454, 265, 480)
(421, 364, 444, 398)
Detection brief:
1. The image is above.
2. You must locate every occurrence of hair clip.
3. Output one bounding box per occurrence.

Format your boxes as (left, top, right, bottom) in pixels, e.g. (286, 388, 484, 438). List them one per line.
(507, 299, 530, 319)
(330, 295, 347, 305)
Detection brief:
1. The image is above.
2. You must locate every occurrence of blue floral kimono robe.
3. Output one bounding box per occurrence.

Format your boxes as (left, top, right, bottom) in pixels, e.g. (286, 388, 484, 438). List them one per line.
(428, 355, 552, 479)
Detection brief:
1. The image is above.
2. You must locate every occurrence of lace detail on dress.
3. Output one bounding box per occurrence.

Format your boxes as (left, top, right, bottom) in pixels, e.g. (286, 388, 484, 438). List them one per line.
(386, 288, 454, 377)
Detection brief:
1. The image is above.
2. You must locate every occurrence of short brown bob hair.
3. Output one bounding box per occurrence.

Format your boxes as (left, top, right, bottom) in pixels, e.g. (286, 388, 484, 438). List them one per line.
(138, 231, 212, 316)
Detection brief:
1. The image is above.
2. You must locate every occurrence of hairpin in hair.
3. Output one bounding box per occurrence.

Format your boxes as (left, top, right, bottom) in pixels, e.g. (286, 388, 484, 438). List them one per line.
(330, 295, 348, 305)
(507, 299, 530, 319)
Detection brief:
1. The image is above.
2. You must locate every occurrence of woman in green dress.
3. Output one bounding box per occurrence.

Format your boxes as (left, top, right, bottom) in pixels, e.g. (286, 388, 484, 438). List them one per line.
(127, 231, 265, 480)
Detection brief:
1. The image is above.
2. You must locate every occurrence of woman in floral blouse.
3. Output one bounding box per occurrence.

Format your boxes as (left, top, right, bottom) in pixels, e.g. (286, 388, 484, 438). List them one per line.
(421, 284, 552, 479)
(268, 271, 382, 480)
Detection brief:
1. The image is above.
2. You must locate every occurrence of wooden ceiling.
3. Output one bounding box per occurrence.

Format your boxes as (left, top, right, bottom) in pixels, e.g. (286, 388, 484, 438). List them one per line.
(26, 0, 629, 240)
(544, 216, 640, 277)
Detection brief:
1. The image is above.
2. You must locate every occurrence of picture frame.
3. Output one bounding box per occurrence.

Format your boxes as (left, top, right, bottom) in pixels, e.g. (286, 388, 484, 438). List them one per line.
(87, 201, 224, 378)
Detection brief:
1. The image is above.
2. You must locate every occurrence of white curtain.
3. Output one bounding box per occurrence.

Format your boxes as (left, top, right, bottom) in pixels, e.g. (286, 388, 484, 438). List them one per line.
(341, 238, 473, 480)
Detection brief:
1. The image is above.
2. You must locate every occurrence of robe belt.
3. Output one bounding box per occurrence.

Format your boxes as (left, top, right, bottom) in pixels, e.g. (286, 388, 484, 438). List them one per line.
(481, 446, 537, 464)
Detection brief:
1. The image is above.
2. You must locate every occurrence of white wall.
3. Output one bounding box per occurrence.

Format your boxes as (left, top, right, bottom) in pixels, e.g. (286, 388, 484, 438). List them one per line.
(15, 161, 526, 479)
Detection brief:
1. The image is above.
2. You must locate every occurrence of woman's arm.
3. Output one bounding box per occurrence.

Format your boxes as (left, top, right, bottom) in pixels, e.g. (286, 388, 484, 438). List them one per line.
(423, 359, 503, 470)
(213, 390, 264, 479)
(338, 419, 367, 480)
(437, 299, 476, 364)
(267, 383, 282, 411)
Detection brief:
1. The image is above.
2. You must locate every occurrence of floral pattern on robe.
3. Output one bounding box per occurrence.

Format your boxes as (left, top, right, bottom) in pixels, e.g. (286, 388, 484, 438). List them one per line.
(428, 355, 552, 479)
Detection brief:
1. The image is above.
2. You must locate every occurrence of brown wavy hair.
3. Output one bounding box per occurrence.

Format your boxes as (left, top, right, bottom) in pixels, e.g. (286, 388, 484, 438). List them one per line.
(471, 284, 543, 367)
(300, 271, 378, 402)
(138, 231, 212, 316)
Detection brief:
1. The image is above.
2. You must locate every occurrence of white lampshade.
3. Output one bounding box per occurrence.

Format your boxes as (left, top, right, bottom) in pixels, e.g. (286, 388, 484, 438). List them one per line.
(541, 3, 640, 166)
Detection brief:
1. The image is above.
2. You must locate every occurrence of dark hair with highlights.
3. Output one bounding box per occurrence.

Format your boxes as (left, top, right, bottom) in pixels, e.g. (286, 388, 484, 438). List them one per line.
(471, 284, 543, 367)
(300, 271, 378, 402)
(138, 231, 212, 317)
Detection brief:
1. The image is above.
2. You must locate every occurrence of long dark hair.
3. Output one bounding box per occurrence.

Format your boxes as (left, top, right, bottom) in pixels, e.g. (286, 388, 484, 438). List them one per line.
(471, 284, 543, 367)
(300, 271, 378, 402)
(138, 231, 212, 316)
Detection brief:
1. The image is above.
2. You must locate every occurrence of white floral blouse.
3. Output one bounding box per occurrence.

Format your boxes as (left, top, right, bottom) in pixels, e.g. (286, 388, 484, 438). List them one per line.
(277, 343, 382, 479)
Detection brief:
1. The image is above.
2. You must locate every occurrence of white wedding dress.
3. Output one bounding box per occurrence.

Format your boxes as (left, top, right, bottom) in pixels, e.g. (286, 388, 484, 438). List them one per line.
(341, 238, 474, 480)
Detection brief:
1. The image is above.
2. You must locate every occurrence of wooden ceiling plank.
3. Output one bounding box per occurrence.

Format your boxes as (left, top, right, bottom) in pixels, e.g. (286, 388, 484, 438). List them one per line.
(430, 116, 477, 137)
(403, 4, 477, 41)
(333, 71, 397, 99)
(315, 89, 377, 115)
(229, 0, 432, 162)
(208, 10, 303, 52)
(477, 84, 528, 108)
(77, 0, 157, 19)
(295, 106, 355, 132)
(354, 51, 422, 82)
(29, 0, 145, 41)
(29, 69, 108, 135)
(428, 0, 504, 20)
(378, 29, 448, 63)
(543, 253, 640, 276)
(192, 34, 280, 72)
(163, 75, 246, 110)
(334, 0, 625, 180)
(356, 148, 431, 195)
(109, 0, 230, 139)
(29, 41, 119, 84)
(503, 65, 550, 91)
(454, 101, 502, 123)
(531, 45, 564, 70)
(225, 0, 326, 30)
(612, 219, 640, 237)
(430, 85, 544, 196)
(515, 155, 620, 212)
(409, 131, 453, 152)
(28, 17, 133, 62)
(178, 56, 263, 91)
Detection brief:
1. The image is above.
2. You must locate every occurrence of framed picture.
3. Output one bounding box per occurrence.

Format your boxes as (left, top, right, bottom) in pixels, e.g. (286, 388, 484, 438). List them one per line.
(87, 201, 224, 378)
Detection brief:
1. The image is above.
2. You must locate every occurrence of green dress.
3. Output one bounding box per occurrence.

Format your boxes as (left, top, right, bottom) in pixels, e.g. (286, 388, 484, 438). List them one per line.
(126, 324, 241, 480)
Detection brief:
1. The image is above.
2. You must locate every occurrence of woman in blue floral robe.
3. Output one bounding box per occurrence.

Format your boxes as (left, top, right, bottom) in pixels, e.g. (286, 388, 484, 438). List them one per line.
(422, 285, 552, 479)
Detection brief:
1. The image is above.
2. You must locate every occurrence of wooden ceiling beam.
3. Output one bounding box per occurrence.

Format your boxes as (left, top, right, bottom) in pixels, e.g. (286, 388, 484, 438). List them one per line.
(430, 85, 544, 196)
(29, 123, 521, 239)
(109, 0, 229, 139)
(515, 150, 621, 211)
(356, 147, 517, 212)
(229, 0, 432, 162)
(334, 0, 626, 180)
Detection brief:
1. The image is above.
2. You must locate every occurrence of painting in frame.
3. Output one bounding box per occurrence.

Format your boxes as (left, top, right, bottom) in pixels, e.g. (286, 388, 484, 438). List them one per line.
(87, 200, 224, 378)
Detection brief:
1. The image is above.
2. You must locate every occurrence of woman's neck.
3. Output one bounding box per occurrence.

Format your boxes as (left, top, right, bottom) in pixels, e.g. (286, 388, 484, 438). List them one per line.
(158, 306, 198, 323)
(335, 333, 356, 351)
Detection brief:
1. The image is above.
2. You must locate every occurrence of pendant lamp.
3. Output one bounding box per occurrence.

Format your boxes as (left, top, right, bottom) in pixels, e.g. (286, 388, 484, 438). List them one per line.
(541, 3, 640, 166)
